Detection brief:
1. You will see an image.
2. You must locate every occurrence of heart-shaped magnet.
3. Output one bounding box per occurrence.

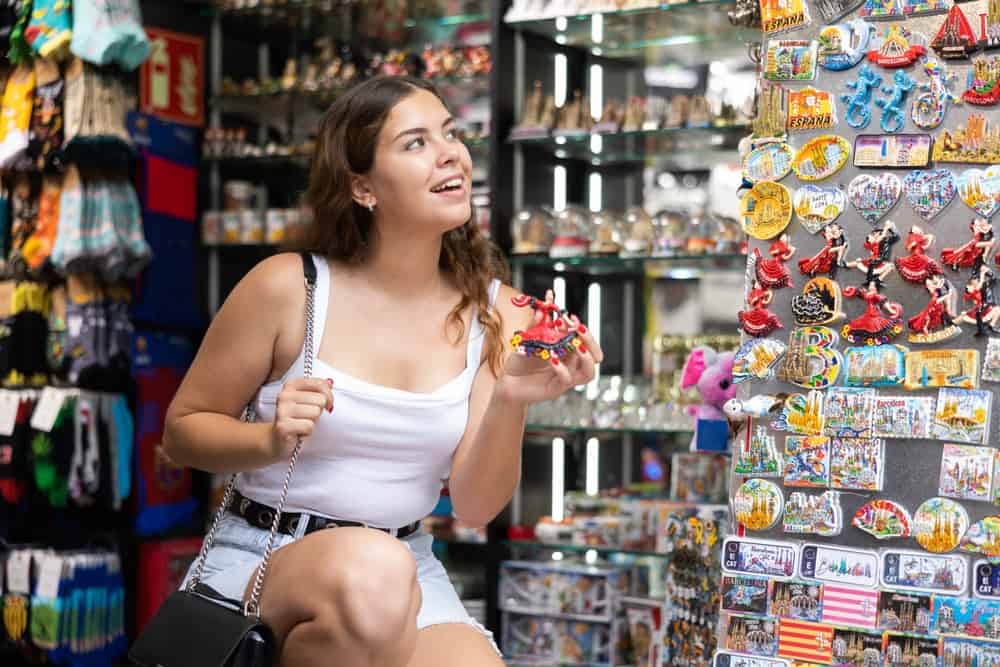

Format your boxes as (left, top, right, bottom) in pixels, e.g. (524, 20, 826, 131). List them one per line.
(956, 167, 1000, 219)
(903, 169, 956, 221)
(848, 172, 901, 224)
(793, 185, 847, 234)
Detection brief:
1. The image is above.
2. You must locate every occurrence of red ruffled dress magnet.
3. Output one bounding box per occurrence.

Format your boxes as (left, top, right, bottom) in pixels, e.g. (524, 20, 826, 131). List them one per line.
(753, 234, 796, 289)
(896, 226, 943, 283)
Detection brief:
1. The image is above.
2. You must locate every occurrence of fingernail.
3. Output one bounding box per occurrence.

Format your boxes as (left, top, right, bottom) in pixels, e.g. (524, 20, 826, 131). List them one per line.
(327, 403, 334, 413)
(579, 344, 588, 353)
(326, 378, 334, 385)
(579, 325, 588, 334)
(552, 357, 560, 366)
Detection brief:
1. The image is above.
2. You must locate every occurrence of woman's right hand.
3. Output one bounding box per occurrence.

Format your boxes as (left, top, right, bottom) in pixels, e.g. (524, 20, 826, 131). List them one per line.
(269, 378, 334, 458)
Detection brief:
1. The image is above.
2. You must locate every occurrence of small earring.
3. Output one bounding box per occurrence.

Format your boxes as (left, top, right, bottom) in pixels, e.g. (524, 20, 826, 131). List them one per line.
(367, 201, 375, 212)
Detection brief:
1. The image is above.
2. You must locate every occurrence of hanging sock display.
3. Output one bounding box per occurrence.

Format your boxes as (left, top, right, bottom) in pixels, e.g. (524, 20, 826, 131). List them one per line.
(7, 0, 31, 64)
(0, 65, 35, 168)
(69, 0, 149, 70)
(27, 58, 64, 171)
(26, 0, 72, 59)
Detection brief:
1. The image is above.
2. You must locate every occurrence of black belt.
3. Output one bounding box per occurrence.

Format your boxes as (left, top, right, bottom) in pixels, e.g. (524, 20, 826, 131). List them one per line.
(227, 490, 422, 539)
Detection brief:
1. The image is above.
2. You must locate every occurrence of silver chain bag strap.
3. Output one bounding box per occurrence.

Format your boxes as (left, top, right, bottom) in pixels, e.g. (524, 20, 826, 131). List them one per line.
(129, 252, 318, 667)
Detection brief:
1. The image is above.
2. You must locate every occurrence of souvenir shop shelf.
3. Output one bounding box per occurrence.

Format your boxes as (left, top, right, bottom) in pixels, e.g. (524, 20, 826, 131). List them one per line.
(203, 155, 311, 170)
(509, 125, 748, 166)
(508, 252, 748, 276)
(504, 0, 757, 59)
(506, 539, 671, 559)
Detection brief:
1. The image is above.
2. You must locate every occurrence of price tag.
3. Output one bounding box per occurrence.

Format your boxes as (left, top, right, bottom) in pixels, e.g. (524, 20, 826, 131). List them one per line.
(6, 551, 30, 594)
(0, 391, 19, 437)
(30, 387, 64, 432)
(35, 554, 62, 599)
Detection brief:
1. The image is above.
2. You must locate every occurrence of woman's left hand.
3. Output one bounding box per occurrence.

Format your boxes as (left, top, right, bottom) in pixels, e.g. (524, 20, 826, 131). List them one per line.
(498, 321, 604, 405)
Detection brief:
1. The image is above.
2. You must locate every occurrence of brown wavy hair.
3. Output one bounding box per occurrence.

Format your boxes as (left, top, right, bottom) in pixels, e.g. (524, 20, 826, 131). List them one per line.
(297, 75, 509, 375)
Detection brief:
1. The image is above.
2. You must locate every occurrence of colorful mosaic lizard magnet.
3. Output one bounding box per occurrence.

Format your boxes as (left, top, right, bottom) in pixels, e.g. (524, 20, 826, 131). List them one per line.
(912, 58, 961, 130)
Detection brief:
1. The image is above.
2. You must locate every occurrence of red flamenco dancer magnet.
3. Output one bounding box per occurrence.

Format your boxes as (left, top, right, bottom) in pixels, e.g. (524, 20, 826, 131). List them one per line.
(799, 221, 849, 280)
(739, 280, 785, 337)
(841, 281, 904, 344)
(754, 233, 797, 289)
(896, 224, 944, 283)
(941, 217, 996, 272)
(509, 290, 582, 361)
(931, 5, 978, 59)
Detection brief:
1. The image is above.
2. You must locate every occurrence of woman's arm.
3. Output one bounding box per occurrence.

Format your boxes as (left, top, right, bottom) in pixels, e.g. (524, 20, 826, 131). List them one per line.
(162, 253, 331, 474)
(447, 285, 601, 526)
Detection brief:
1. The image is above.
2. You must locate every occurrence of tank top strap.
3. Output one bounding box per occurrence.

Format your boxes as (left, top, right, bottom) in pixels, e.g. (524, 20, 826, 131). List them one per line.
(309, 254, 331, 365)
(465, 279, 502, 371)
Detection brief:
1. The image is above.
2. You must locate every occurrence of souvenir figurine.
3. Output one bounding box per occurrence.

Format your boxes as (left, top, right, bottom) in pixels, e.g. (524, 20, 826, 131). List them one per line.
(792, 277, 845, 325)
(908, 274, 961, 342)
(903, 169, 957, 220)
(840, 64, 883, 129)
(847, 221, 900, 287)
(753, 234, 796, 289)
(957, 167, 1000, 218)
(799, 222, 849, 279)
(509, 290, 582, 362)
(896, 225, 944, 282)
(841, 281, 905, 345)
(912, 58, 962, 129)
(963, 55, 1000, 105)
(875, 70, 916, 133)
(739, 280, 785, 337)
(818, 19, 876, 71)
(932, 5, 979, 59)
(956, 264, 1000, 334)
(848, 172, 901, 224)
(868, 25, 927, 68)
(941, 216, 995, 271)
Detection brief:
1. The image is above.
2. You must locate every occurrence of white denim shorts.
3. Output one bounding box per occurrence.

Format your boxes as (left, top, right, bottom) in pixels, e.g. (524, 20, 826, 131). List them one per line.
(181, 513, 500, 655)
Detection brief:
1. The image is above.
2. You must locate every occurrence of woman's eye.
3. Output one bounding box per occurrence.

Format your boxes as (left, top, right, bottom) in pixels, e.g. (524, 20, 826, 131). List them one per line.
(405, 137, 425, 150)
(445, 128, 458, 140)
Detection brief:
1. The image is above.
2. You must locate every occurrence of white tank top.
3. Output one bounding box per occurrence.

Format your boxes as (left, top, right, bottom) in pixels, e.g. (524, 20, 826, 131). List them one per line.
(238, 255, 501, 528)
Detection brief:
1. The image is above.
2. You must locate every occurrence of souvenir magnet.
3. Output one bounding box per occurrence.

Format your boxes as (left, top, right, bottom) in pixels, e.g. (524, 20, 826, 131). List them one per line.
(872, 395, 934, 438)
(878, 590, 933, 633)
(830, 436, 885, 491)
(982, 336, 1000, 382)
(783, 490, 842, 536)
(912, 58, 962, 130)
(840, 64, 882, 129)
(793, 185, 846, 234)
(740, 281, 785, 337)
(853, 499, 912, 539)
(753, 235, 796, 289)
(823, 387, 875, 437)
(778, 326, 843, 389)
(761, 0, 810, 34)
(957, 167, 1000, 218)
(733, 338, 787, 383)
(960, 517, 1000, 556)
(964, 55, 1000, 106)
(798, 221, 849, 279)
(882, 634, 943, 664)
(932, 388, 992, 444)
(722, 536, 798, 579)
(943, 216, 997, 271)
(908, 275, 961, 344)
(817, 19, 875, 71)
(735, 479, 784, 531)
(771, 390, 825, 435)
(735, 424, 783, 477)
(853, 133, 933, 168)
(903, 169, 957, 220)
(722, 614, 778, 657)
(848, 173, 901, 224)
(831, 629, 883, 665)
(792, 135, 851, 181)
(821, 585, 880, 630)
(934, 114, 1000, 163)
(741, 182, 793, 240)
(974, 559, 1000, 599)
(939, 444, 994, 502)
(754, 84, 788, 142)
(941, 638, 1000, 665)
(913, 497, 969, 553)
(933, 597, 1000, 636)
(904, 0, 949, 17)
(764, 40, 818, 81)
(743, 142, 794, 183)
(783, 435, 831, 487)
(816, 0, 865, 23)
(843, 344, 907, 387)
(933, 5, 979, 59)
(509, 291, 582, 361)
(788, 87, 837, 131)
(957, 265, 1000, 336)
(881, 549, 969, 595)
(713, 652, 790, 667)
(867, 26, 927, 68)
(896, 225, 944, 284)
(841, 283, 904, 345)
(875, 70, 916, 133)
(847, 220, 900, 286)
(904, 348, 980, 389)
(776, 618, 834, 664)
(769, 581, 822, 622)
(721, 575, 770, 615)
(791, 277, 844, 326)
(725, 395, 789, 421)
(799, 543, 879, 588)
(860, 0, 902, 20)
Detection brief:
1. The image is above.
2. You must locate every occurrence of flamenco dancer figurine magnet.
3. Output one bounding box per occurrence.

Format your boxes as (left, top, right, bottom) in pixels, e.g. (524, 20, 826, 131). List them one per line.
(847, 221, 900, 287)
(895, 225, 944, 283)
(941, 217, 996, 272)
(754, 234, 797, 289)
(841, 281, 905, 344)
(740, 281, 785, 337)
(956, 265, 1000, 335)
(908, 274, 961, 343)
(799, 222, 849, 279)
(509, 290, 582, 361)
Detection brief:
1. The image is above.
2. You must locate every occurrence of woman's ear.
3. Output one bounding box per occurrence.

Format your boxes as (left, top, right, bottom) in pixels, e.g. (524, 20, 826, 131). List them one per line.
(350, 174, 375, 210)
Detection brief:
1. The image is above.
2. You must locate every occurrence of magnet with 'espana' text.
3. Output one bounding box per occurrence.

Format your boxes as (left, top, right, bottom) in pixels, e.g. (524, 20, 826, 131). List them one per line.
(788, 87, 837, 131)
(761, 0, 811, 34)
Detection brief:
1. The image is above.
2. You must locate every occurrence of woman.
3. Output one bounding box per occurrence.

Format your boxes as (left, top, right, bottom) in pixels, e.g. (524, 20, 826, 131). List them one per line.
(162, 76, 602, 666)
(908, 274, 956, 337)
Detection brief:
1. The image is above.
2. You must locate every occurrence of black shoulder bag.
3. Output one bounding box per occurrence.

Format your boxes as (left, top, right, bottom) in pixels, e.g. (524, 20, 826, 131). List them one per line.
(129, 253, 319, 667)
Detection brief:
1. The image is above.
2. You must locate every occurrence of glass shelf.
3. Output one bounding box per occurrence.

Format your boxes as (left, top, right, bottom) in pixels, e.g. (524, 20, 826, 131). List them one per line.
(204, 155, 311, 169)
(506, 540, 671, 559)
(525, 423, 693, 436)
(508, 252, 747, 276)
(504, 1, 758, 61)
(510, 125, 747, 166)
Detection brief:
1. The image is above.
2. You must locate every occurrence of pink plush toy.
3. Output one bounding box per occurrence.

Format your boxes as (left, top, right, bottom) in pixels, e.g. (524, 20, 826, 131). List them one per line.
(680, 346, 737, 451)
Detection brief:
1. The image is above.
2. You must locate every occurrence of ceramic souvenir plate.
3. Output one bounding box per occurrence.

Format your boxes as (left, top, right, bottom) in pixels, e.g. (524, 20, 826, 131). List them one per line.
(743, 142, 794, 183)
(792, 135, 851, 181)
(735, 479, 785, 531)
(793, 186, 846, 234)
(913, 497, 969, 553)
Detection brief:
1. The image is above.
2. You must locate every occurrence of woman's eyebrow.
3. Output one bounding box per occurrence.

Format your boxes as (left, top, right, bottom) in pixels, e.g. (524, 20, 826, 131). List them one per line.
(392, 117, 456, 142)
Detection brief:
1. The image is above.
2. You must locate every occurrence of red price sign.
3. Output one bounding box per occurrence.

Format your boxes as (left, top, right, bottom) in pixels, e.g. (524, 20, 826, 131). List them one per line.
(140, 27, 204, 128)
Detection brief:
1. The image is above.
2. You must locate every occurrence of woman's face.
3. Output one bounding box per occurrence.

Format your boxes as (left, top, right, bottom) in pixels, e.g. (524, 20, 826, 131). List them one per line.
(361, 88, 473, 235)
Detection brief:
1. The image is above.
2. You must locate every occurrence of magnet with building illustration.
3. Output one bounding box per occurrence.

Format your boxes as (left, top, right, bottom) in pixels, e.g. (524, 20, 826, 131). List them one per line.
(798, 543, 879, 588)
(818, 19, 875, 71)
(853, 134, 933, 168)
(959, 517, 1000, 557)
(904, 0, 949, 16)
(778, 326, 844, 389)
(791, 277, 845, 325)
(939, 444, 995, 501)
(732, 480, 783, 532)
(904, 348, 981, 390)
(721, 614, 779, 657)
(852, 499, 912, 540)
(793, 186, 846, 234)
(848, 172, 901, 223)
(963, 55, 1000, 106)
(733, 338, 788, 383)
(878, 590, 933, 633)
(932, 5, 979, 59)
(880, 548, 968, 595)
(772, 390, 825, 435)
(769, 581, 823, 623)
(735, 424, 784, 476)
(956, 167, 1000, 218)
(723, 537, 799, 579)
(903, 169, 957, 221)
(816, 0, 865, 23)
(721, 575, 771, 615)
(867, 26, 927, 68)
(932, 388, 992, 444)
(913, 497, 969, 553)
(765, 40, 819, 81)
(871, 395, 934, 438)
(792, 135, 851, 181)
(788, 87, 837, 132)
(712, 652, 791, 667)
(743, 142, 794, 183)
(830, 436, 885, 491)
(983, 337, 1000, 382)
(934, 114, 1000, 163)
(823, 387, 876, 437)
(932, 597, 1000, 637)
(742, 182, 793, 240)
(783, 435, 831, 487)
(860, 0, 902, 19)
(843, 344, 907, 387)
(783, 490, 843, 536)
